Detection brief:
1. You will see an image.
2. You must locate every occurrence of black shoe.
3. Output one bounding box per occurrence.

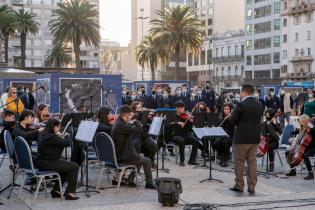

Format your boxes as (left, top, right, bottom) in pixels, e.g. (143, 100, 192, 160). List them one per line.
(221, 161, 228, 167)
(269, 163, 274, 172)
(304, 172, 314, 180)
(64, 193, 79, 200)
(179, 161, 185, 166)
(145, 183, 157, 190)
(51, 190, 61, 198)
(188, 161, 199, 166)
(285, 169, 296, 176)
(229, 187, 243, 193)
(248, 190, 255, 195)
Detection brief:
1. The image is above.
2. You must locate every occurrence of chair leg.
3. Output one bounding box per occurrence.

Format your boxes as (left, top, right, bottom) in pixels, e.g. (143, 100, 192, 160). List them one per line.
(96, 166, 105, 191)
(56, 175, 64, 201)
(134, 167, 139, 190)
(117, 168, 125, 189)
(8, 166, 17, 199)
(175, 147, 179, 164)
(18, 174, 26, 200)
(33, 177, 43, 202)
(277, 151, 283, 166)
(106, 166, 111, 183)
(261, 156, 265, 167)
(43, 177, 47, 197)
(0, 154, 6, 169)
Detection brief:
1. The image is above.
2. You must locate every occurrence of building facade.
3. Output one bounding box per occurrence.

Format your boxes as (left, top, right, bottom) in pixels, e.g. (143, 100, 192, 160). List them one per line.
(245, 0, 282, 86)
(281, 0, 315, 84)
(186, 0, 245, 86)
(212, 30, 245, 92)
(0, 0, 99, 68)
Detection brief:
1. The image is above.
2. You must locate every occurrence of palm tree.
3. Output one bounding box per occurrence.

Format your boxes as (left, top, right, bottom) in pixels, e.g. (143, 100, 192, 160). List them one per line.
(13, 8, 39, 68)
(136, 36, 167, 80)
(0, 5, 15, 63)
(150, 5, 206, 80)
(49, 0, 100, 70)
(46, 42, 72, 67)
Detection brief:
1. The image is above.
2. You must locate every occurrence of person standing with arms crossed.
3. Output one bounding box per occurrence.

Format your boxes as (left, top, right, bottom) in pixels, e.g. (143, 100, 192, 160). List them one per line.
(229, 84, 264, 194)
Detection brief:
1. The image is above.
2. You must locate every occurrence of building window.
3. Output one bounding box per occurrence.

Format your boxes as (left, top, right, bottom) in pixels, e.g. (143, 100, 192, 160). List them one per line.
(216, 67, 219, 76)
(215, 48, 219, 57)
(306, 13, 313, 22)
(254, 54, 271, 65)
(254, 5, 272, 19)
(247, 9, 253, 19)
(194, 55, 199, 65)
(274, 36, 280, 47)
(294, 15, 301, 24)
(295, 33, 299, 42)
(201, 51, 206, 65)
(208, 29, 212, 36)
(235, 66, 238, 76)
(207, 49, 212, 64)
(307, 48, 311, 56)
(282, 50, 287, 59)
(254, 70, 271, 79)
(274, 2, 281, 13)
(283, 18, 287, 27)
(246, 24, 252, 35)
(295, 49, 299, 56)
(208, 8, 213, 15)
(208, 18, 212, 25)
(235, 45, 239, 56)
(283, 34, 287, 43)
(274, 19, 280, 30)
(221, 67, 224, 77)
(272, 69, 280, 79)
(188, 53, 192, 66)
(80, 51, 87, 56)
(246, 40, 253, 49)
(246, 56, 252, 65)
(228, 66, 231, 77)
(273, 53, 280, 63)
(221, 47, 224, 57)
(228, 46, 231, 57)
(307, 31, 311, 40)
(284, 1, 288, 10)
(247, 0, 252, 4)
(254, 37, 271, 50)
(254, 21, 271, 34)
(245, 71, 252, 79)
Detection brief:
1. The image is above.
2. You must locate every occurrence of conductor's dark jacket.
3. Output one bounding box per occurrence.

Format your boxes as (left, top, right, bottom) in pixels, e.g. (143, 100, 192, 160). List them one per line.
(111, 117, 142, 163)
(229, 96, 264, 144)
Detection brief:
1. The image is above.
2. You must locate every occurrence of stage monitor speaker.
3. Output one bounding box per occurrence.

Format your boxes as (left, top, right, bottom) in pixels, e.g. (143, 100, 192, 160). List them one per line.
(155, 177, 182, 207)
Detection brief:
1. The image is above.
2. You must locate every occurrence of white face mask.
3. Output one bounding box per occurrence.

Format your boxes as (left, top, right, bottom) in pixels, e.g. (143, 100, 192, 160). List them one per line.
(137, 91, 142, 95)
(182, 88, 187, 92)
(197, 91, 202, 95)
(191, 93, 196, 97)
(163, 94, 168, 98)
(131, 95, 136, 100)
(309, 94, 313, 98)
(122, 91, 127, 95)
(157, 89, 162, 93)
(176, 90, 182, 95)
(270, 92, 274, 96)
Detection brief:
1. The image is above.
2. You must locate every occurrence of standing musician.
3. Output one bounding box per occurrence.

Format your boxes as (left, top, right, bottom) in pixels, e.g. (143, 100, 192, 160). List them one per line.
(0, 110, 16, 152)
(111, 105, 156, 189)
(36, 118, 79, 200)
(229, 84, 264, 194)
(285, 114, 315, 180)
(12, 110, 44, 149)
(212, 104, 234, 167)
(130, 101, 157, 167)
(169, 101, 199, 166)
(261, 108, 281, 172)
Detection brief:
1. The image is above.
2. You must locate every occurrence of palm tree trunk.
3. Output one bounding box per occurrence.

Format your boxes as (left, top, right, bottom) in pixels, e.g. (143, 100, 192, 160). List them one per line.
(150, 62, 155, 80)
(174, 44, 180, 80)
(20, 32, 26, 68)
(73, 38, 81, 70)
(4, 34, 9, 63)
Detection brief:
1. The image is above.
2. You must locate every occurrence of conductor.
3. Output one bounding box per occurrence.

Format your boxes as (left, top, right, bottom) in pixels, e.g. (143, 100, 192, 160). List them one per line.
(229, 84, 263, 194)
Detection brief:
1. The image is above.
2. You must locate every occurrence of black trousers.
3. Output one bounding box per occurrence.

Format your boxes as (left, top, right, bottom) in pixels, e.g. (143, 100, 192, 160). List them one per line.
(125, 155, 153, 184)
(212, 137, 232, 161)
(170, 135, 198, 162)
(268, 141, 279, 163)
(133, 137, 157, 163)
(36, 159, 79, 193)
(285, 147, 315, 172)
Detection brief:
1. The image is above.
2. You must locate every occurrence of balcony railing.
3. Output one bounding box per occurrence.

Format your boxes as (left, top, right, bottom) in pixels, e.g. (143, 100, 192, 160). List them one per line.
(286, 3, 315, 15)
(213, 75, 243, 80)
(281, 72, 314, 79)
(290, 56, 314, 62)
(213, 55, 244, 63)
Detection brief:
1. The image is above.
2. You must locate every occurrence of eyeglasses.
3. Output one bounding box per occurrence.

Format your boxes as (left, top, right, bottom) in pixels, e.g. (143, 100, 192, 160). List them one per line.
(12, 92, 17, 94)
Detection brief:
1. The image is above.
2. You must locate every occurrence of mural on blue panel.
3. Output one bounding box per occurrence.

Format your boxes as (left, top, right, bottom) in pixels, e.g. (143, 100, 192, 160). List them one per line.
(37, 78, 51, 107)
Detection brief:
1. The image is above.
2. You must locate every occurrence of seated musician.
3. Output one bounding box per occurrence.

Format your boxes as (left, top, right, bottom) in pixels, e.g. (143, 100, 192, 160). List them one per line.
(35, 104, 50, 123)
(111, 105, 156, 189)
(12, 110, 44, 148)
(261, 108, 281, 172)
(169, 101, 199, 166)
(0, 110, 16, 152)
(212, 104, 234, 167)
(96, 106, 115, 135)
(36, 118, 79, 200)
(285, 114, 315, 180)
(130, 101, 157, 167)
(192, 102, 210, 114)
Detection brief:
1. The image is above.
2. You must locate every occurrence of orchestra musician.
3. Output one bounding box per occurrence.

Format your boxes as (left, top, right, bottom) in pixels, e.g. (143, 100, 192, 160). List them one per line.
(261, 108, 281, 172)
(6, 87, 25, 114)
(12, 110, 44, 149)
(0, 110, 16, 152)
(111, 105, 156, 189)
(285, 114, 315, 180)
(212, 104, 234, 167)
(130, 101, 157, 167)
(96, 106, 115, 135)
(35, 104, 51, 123)
(36, 118, 79, 200)
(169, 101, 199, 166)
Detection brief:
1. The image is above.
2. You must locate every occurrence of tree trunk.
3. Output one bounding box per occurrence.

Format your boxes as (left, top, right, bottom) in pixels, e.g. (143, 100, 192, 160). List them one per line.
(20, 32, 26, 68)
(174, 44, 180, 80)
(73, 38, 81, 70)
(150, 62, 155, 80)
(4, 33, 9, 63)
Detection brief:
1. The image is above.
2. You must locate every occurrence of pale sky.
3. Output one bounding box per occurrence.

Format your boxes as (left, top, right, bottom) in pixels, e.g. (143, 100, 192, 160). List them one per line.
(100, 0, 131, 46)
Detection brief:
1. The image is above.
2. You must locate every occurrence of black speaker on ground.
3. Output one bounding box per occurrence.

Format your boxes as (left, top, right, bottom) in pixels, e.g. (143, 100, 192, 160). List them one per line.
(155, 177, 182, 207)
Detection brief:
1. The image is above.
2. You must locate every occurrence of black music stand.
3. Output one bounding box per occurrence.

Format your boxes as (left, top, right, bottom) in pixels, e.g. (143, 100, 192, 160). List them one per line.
(75, 120, 99, 197)
(193, 127, 228, 183)
(148, 116, 165, 178)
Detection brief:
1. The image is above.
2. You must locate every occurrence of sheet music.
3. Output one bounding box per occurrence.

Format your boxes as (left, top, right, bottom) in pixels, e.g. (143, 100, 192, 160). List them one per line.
(149, 117, 164, 136)
(75, 120, 99, 142)
(193, 127, 228, 139)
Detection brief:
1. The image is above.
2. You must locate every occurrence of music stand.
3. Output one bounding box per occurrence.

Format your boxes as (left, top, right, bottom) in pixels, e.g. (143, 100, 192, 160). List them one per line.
(75, 120, 99, 197)
(193, 127, 228, 183)
(148, 116, 165, 178)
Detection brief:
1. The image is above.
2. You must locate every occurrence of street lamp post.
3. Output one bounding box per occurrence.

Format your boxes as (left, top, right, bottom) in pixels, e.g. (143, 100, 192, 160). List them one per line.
(137, 8, 149, 81)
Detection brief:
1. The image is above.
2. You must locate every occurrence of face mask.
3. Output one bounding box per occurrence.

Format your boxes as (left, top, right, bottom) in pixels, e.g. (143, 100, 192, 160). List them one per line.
(152, 91, 156, 95)
(197, 90, 202, 95)
(205, 85, 210, 90)
(157, 89, 162, 93)
(309, 94, 313, 98)
(266, 116, 272, 121)
(131, 95, 136, 100)
(182, 88, 187, 92)
(281, 91, 285, 95)
(122, 91, 127, 95)
(137, 91, 142, 95)
(163, 94, 168, 98)
(176, 91, 182, 95)
(191, 93, 196, 97)
(270, 92, 274, 96)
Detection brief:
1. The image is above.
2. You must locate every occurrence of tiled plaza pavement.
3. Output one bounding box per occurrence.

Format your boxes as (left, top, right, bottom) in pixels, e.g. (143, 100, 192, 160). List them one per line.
(1, 151, 315, 210)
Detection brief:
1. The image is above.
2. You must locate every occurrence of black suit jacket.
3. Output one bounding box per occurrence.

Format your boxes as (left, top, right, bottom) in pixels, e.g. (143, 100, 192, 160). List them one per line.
(229, 96, 264, 144)
(145, 95, 158, 109)
(202, 89, 216, 108)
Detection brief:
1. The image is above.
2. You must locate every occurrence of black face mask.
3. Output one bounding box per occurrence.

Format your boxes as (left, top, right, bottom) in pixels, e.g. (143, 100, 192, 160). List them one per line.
(205, 86, 210, 90)
(266, 116, 272, 121)
(142, 90, 145, 95)
(126, 92, 130, 95)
